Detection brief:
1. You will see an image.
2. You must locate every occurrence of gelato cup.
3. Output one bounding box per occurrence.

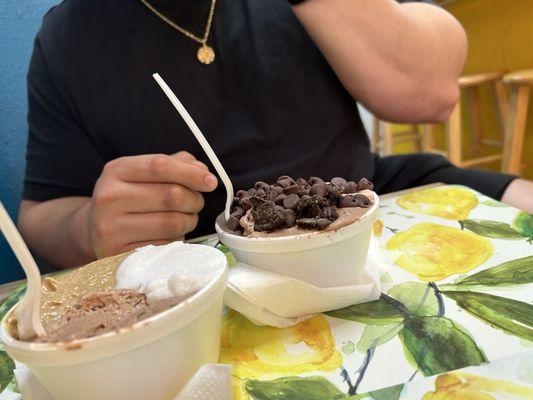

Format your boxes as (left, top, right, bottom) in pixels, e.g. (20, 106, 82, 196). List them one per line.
(216, 196, 379, 288)
(0, 246, 228, 400)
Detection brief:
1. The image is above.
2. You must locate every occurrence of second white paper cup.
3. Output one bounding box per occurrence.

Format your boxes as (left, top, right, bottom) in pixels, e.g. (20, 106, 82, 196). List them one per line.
(216, 198, 380, 288)
(0, 249, 228, 400)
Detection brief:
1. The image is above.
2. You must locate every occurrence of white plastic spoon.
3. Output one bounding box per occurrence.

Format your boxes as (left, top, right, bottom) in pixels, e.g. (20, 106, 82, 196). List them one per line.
(0, 202, 45, 340)
(152, 73, 234, 221)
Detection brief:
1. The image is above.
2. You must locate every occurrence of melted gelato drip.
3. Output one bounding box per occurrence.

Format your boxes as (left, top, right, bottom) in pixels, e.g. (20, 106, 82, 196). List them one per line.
(39, 290, 178, 342)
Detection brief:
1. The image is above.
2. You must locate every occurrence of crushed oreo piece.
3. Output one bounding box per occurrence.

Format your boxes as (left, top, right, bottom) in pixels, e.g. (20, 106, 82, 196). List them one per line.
(343, 181, 357, 194)
(296, 218, 332, 230)
(252, 201, 287, 231)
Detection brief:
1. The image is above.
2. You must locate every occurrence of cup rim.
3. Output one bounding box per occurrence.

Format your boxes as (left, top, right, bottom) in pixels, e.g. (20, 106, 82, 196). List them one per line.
(0, 246, 228, 362)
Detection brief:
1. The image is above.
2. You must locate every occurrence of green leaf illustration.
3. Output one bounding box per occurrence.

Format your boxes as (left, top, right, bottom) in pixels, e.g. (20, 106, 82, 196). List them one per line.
(215, 243, 237, 267)
(369, 384, 404, 400)
(388, 283, 439, 316)
(0, 351, 15, 392)
(460, 220, 523, 239)
(326, 298, 404, 325)
(0, 285, 26, 322)
(357, 323, 404, 353)
(244, 376, 345, 400)
(441, 291, 533, 341)
(512, 212, 533, 241)
(454, 255, 533, 287)
(399, 316, 487, 376)
(481, 200, 509, 208)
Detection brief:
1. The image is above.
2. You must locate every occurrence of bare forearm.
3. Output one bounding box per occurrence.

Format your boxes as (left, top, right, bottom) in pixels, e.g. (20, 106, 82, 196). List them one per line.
(293, 0, 467, 122)
(18, 197, 94, 269)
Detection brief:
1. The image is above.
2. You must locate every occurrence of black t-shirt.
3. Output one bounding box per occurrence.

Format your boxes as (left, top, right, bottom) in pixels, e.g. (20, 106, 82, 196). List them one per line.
(24, 0, 426, 237)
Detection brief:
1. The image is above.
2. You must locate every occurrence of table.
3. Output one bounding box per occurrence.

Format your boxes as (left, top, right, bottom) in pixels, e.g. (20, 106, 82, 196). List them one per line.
(0, 183, 532, 399)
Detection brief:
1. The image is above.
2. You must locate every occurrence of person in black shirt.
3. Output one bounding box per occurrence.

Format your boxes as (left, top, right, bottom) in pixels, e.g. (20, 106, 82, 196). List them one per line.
(18, 0, 532, 269)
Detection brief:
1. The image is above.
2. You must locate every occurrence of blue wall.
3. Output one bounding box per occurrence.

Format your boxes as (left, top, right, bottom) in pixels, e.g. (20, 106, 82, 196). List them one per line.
(0, 1, 58, 283)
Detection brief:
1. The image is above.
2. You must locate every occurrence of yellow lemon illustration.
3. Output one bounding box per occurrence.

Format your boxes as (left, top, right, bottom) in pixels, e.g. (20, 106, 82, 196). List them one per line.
(397, 187, 478, 220)
(386, 223, 493, 281)
(219, 310, 342, 399)
(423, 372, 533, 399)
(373, 219, 384, 238)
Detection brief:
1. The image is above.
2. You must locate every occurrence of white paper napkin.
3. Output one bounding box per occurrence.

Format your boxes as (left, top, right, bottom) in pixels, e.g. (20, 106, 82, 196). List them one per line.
(224, 253, 383, 328)
(13, 362, 232, 400)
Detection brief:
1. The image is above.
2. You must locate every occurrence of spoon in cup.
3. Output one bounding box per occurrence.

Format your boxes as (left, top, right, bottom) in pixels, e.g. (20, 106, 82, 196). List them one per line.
(0, 202, 45, 340)
(152, 73, 234, 221)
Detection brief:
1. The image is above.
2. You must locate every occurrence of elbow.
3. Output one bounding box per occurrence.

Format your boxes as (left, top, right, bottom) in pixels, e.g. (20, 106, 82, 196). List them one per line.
(363, 79, 460, 124)
(423, 83, 460, 123)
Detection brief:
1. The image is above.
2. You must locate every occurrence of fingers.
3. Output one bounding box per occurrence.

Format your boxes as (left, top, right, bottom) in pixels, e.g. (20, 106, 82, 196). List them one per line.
(111, 182, 205, 214)
(96, 212, 199, 246)
(172, 151, 210, 171)
(104, 154, 218, 192)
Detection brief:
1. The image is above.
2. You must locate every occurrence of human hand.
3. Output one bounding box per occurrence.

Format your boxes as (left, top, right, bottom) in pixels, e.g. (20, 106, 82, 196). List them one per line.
(88, 151, 217, 258)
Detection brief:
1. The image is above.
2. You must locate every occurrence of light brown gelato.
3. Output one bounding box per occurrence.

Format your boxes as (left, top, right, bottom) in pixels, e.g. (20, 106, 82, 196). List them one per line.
(39, 289, 178, 342)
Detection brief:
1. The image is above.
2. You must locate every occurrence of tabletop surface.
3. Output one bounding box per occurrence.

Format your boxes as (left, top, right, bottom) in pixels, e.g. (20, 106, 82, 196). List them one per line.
(0, 183, 532, 400)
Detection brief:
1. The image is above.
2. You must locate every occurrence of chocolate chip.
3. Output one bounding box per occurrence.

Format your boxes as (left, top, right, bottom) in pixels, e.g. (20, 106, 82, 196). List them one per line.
(277, 178, 294, 188)
(308, 177, 324, 186)
(231, 207, 244, 218)
(297, 183, 311, 196)
(240, 197, 253, 210)
(246, 188, 257, 197)
(274, 193, 287, 205)
(296, 177, 308, 186)
(309, 182, 326, 196)
(271, 185, 283, 195)
(338, 195, 360, 208)
(283, 193, 300, 210)
(255, 181, 269, 190)
(343, 181, 357, 194)
(356, 177, 374, 191)
(277, 175, 293, 181)
(268, 190, 279, 201)
(326, 183, 344, 199)
(354, 193, 372, 207)
(296, 218, 332, 230)
(236, 190, 247, 199)
(255, 187, 270, 199)
(275, 205, 285, 212)
(331, 177, 347, 187)
(282, 184, 299, 195)
(284, 209, 297, 227)
(339, 194, 372, 208)
(227, 216, 241, 231)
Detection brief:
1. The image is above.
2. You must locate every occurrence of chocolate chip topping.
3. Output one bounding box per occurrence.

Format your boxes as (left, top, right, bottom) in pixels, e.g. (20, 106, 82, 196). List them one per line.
(228, 175, 374, 234)
(356, 177, 374, 191)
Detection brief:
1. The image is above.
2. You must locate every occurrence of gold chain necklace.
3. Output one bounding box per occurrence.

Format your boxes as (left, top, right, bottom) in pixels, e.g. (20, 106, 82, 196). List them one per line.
(139, 0, 217, 64)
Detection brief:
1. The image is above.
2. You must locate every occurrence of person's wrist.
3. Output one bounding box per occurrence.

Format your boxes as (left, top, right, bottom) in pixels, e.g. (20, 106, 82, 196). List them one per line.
(68, 201, 97, 263)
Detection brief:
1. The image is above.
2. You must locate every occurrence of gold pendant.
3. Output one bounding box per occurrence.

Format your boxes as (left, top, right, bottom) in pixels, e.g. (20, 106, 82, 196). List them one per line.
(197, 44, 215, 64)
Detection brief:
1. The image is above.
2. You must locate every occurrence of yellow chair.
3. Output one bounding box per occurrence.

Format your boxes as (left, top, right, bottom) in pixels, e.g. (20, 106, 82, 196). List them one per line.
(501, 69, 533, 175)
(372, 120, 423, 156)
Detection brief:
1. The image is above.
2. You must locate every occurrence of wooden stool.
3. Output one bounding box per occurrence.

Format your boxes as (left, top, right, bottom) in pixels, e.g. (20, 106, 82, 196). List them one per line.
(501, 69, 533, 175)
(371, 119, 423, 156)
(424, 70, 509, 168)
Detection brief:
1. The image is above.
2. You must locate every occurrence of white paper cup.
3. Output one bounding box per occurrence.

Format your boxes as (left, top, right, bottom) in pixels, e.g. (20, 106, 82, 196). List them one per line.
(0, 249, 228, 400)
(216, 197, 379, 288)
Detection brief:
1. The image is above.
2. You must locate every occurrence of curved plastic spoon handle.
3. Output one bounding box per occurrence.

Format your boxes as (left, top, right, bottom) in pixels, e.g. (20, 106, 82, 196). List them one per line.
(153, 73, 234, 221)
(0, 202, 45, 340)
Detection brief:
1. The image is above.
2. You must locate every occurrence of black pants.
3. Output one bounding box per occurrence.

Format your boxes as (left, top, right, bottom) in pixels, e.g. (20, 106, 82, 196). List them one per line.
(373, 153, 516, 200)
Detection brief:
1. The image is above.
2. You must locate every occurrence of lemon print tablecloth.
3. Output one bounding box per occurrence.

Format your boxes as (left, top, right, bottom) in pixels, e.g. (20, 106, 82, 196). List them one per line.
(0, 185, 532, 400)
